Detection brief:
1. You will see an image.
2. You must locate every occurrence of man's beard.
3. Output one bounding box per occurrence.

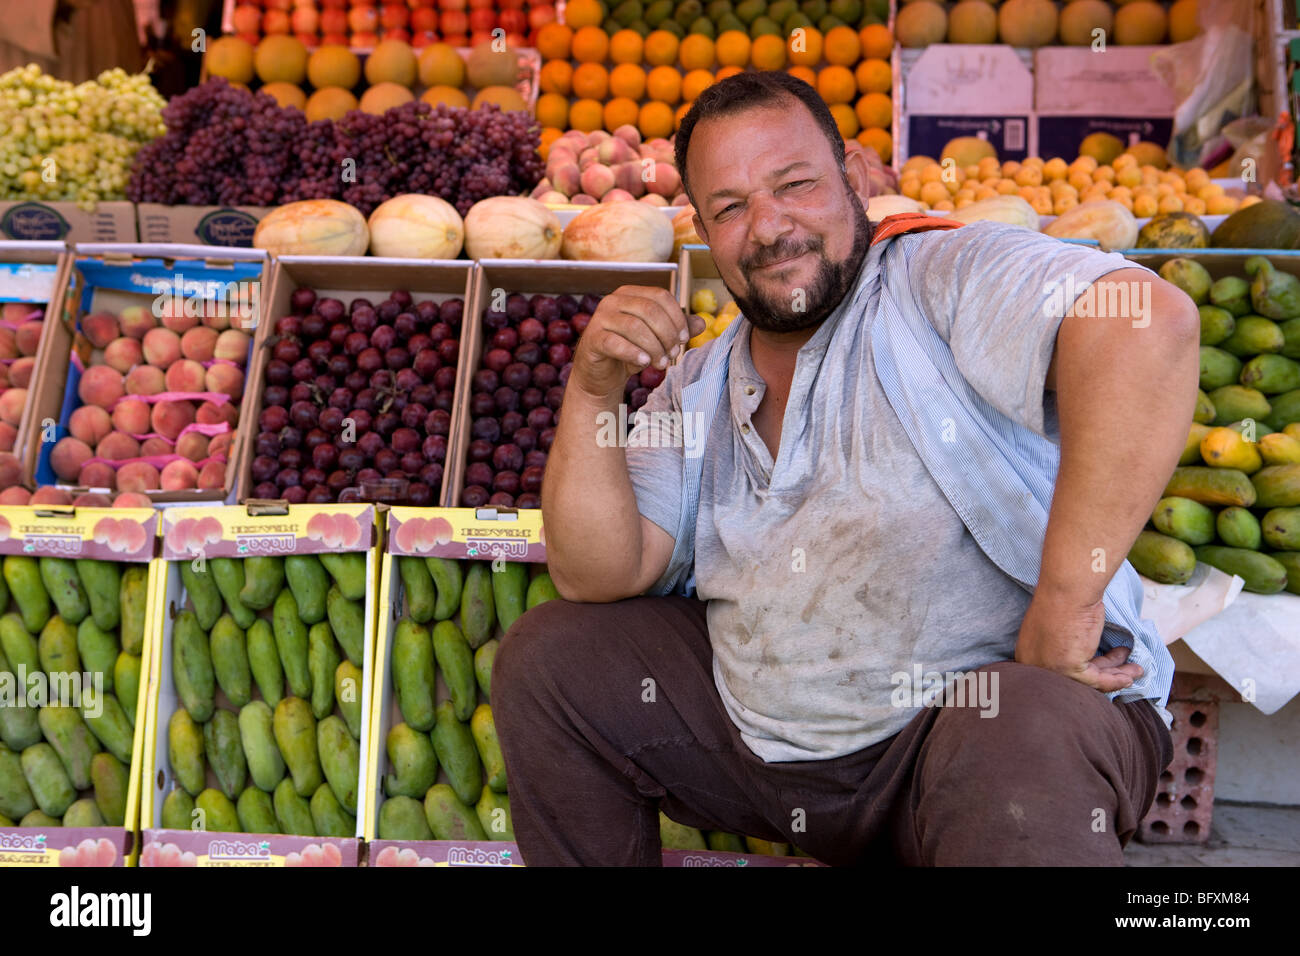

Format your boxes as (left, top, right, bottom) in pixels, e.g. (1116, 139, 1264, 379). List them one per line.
(727, 194, 874, 334)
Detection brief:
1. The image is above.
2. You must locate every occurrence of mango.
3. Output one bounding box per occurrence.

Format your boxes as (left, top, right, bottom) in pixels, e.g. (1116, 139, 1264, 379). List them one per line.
(1219, 315, 1285, 357)
(1198, 347, 1242, 391)
(196, 788, 241, 833)
(38, 615, 79, 687)
(1246, 256, 1300, 320)
(1261, 508, 1300, 550)
(335, 660, 364, 739)
(744, 837, 790, 856)
(5, 556, 50, 635)
(1259, 433, 1300, 465)
(207, 613, 250, 707)
(38, 705, 100, 790)
(76, 618, 119, 692)
(1151, 496, 1215, 546)
(491, 562, 529, 634)
(433, 620, 476, 722)
(237, 786, 280, 834)
(1282, 318, 1300, 360)
(460, 562, 496, 649)
(114, 652, 141, 726)
(1209, 275, 1251, 317)
(1195, 545, 1288, 594)
(238, 700, 285, 792)
(399, 557, 436, 623)
(273, 777, 316, 836)
(423, 783, 487, 841)
(63, 797, 104, 827)
(21, 742, 76, 817)
(0, 628, 41, 749)
(285, 555, 329, 625)
(708, 831, 748, 853)
(80, 685, 134, 764)
(1242, 354, 1300, 395)
(161, 788, 195, 830)
(0, 744, 36, 819)
(1194, 389, 1216, 425)
(39, 558, 89, 625)
(1160, 257, 1212, 304)
(1163, 466, 1256, 507)
(74, 559, 120, 631)
(246, 618, 283, 709)
(526, 572, 560, 609)
(1252, 464, 1300, 507)
(470, 704, 507, 793)
(1200, 427, 1262, 474)
(239, 556, 284, 610)
(172, 609, 215, 722)
(317, 715, 359, 814)
(1216, 507, 1262, 550)
(659, 812, 708, 850)
(310, 781, 355, 838)
(1264, 390, 1300, 432)
(378, 795, 434, 841)
(426, 557, 462, 621)
(20, 809, 60, 827)
(181, 559, 223, 631)
(209, 558, 256, 629)
(325, 585, 364, 666)
(474, 638, 498, 701)
(1198, 304, 1235, 346)
(307, 623, 341, 720)
(475, 785, 514, 840)
(1209, 385, 1271, 427)
(273, 588, 311, 699)
(273, 696, 322, 798)
(432, 700, 482, 807)
(384, 723, 438, 799)
(168, 708, 206, 797)
(319, 552, 367, 602)
(90, 751, 128, 826)
(1128, 529, 1196, 584)
(204, 708, 248, 800)
(392, 617, 436, 732)
(119, 565, 148, 655)
(1270, 551, 1300, 594)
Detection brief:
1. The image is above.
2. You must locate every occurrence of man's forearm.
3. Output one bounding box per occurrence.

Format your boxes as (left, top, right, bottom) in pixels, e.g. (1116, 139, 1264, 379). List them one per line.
(1038, 276, 1201, 604)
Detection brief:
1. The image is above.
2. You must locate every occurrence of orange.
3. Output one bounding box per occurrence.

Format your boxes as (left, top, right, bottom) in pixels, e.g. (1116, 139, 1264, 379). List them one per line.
(535, 22, 573, 61)
(816, 65, 855, 104)
(609, 29, 644, 64)
(682, 68, 714, 101)
(644, 30, 679, 67)
(604, 97, 640, 131)
(572, 61, 609, 99)
(647, 64, 682, 104)
(609, 62, 647, 99)
(563, 0, 604, 30)
(535, 92, 569, 129)
(823, 25, 861, 66)
(639, 101, 675, 139)
(572, 25, 609, 63)
(787, 64, 816, 87)
(538, 59, 573, 95)
(715, 30, 750, 67)
(569, 98, 604, 132)
(859, 23, 893, 59)
(856, 128, 890, 162)
(715, 64, 744, 81)
(855, 57, 890, 94)
(829, 102, 859, 139)
(679, 34, 715, 71)
(854, 91, 891, 130)
(539, 126, 563, 159)
(675, 101, 693, 130)
(751, 34, 786, 70)
(787, 26, 822, 66)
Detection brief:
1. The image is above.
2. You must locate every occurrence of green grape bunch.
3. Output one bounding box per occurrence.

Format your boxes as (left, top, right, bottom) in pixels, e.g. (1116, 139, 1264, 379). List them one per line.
(0, 64, 167, 209)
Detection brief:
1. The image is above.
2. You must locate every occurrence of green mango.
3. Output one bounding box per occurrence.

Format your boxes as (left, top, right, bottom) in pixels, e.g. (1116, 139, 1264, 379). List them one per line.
(526, 572, 560, 609)
(210, 613, 251, 708)
(431, 701, 482, 807)
(119, 566, 148, 656)
(391, 618, 436, 732)
(272, 589, 311, 699)
(1194, 389, 1216, 425)
(181, 559, 224, 631)
(310, 782, 355, 838)
(1199, 346, 1242, 391)
(238, 700, 285, 792)
(1128, 529, 1196, 585)
(236, 786, 280, 834)
(378, 795, 433, 841)
(5, 557, 50, 636)
(1217, 506, 1263, 550)
(325, 586, 364, 666)
(38, 615, 79, 685)
(1209, 385, 1271, 427)
(37, 705, 100, 790)
(470, 704, 507, 793)
(273, 696, 322, 798)
(1194, 545, 1288, 594)
(285, 555, 330, 624)
(74, 559, 120, 631)
(317, 715, 359, 814)
(21, 742, 76, 817)
(209, 558, 257, 629)
(76, 618, 119, 692)
(308, 623, 341, 720)
(196, 788, 241, 833)
(1246, 256, 1300, 321)
(80, 685, 134, 764)
(0, 628, 42, 750)
(426, 557, 462, 621)
(168, 708, 206, 797)
(63, 797, 104, 827)
(172, 609, 215, 723)
(20, 809, 61, 828)
(238, 556, 284, 611)
(708, 831, 748, 853)
(474, 639, 498, 701)
(90, 752, 128, 826)
(39, 558, 89, 625)
(1261, 507, 1300, 550)
(1219, 315, 1285, 357)
(399, 557, 436, 623)
(460, 562, 495, 650)
(1241, 354, 1300, 395)
(1209, 275, 1251, 317)
(1159, 257, 1212, 305)
(491, 561, 529, 633)
(384, 723, 438, 799)
(162, 788, 195, 830)
(659, 812, 708, 850)
(246, 619, 283, 709)
(423, 784, 486, 841)
(334, 660, 364, 739)
(0, 744, 36, 819)
(432, 620, 476, 722)
(273, 777, 316, 836)
(114, 653, 141, 726)
(319, 553, 367, 602)
(1198, 304, 1236, 346)
(203, 708, 248, 800)
(475, 786, 514, 841)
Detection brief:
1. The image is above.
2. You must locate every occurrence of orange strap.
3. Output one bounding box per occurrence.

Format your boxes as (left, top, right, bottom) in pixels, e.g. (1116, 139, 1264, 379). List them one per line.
(870, 212, 965, 246)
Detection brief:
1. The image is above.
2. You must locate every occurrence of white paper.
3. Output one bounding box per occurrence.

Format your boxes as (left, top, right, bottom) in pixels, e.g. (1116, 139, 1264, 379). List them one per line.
(1139, 564, 1243, 644)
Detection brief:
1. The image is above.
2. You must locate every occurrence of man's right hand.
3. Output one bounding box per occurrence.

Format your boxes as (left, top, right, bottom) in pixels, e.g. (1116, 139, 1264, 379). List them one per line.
(570, 285, 706, 401)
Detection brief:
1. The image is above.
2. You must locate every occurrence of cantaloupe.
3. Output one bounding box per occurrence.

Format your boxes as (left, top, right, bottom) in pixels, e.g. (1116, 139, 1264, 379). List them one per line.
(305, 88, 358, 122)
(206, 37, 255, 85)
(1059, 0, 1113, 46)
(941, 136, 997, 167)
(1168, 0, 1199, 42)
(254, 36, 308, 85)
(364, 40, 418, 86)
(466, 42, 521, 89)
(1114, 1, 1167, 44)
(895, 1, 947, 48)
(307, 45, 360, 89)
(1079, 131, 1125, 165)
(998, 0, 1058, 48)
(359, 82, 415, 115)
(947, 1, 997, 44)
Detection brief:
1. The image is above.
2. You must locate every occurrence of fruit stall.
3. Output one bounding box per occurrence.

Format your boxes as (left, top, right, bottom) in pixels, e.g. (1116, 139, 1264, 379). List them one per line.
(0, 0, 1297, 868)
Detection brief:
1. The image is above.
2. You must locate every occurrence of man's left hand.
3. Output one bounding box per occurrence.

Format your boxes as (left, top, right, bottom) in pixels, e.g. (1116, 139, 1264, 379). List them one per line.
(1014, 589, 1144, 693)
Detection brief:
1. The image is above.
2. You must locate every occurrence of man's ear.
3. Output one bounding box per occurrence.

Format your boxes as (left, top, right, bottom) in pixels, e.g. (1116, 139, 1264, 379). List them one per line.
(843, 141, 874, 212)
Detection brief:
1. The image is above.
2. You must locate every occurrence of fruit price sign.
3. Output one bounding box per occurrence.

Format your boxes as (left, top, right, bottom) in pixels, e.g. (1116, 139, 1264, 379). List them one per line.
(387, 506, 546, 563)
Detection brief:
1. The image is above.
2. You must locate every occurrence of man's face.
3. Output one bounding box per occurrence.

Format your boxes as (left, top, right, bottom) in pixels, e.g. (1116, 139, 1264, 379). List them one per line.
(688, 101, 874, 334)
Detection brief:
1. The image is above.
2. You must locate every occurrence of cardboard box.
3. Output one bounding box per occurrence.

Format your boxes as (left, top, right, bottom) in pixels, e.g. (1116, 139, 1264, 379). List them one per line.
(1, 241, 71, 491)
(0, 202, 136, 244)
(136, 205, 272, 248)
(237, 257, 475, 506)
(447, 259, 677, 508)
(25, 245, 269, 504)
(138, 503, 379, 867)
(0, 506, 161, 867)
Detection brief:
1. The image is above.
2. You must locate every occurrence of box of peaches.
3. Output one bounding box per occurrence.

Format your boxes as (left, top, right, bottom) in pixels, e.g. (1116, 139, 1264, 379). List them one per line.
(18, 245, 269, 506)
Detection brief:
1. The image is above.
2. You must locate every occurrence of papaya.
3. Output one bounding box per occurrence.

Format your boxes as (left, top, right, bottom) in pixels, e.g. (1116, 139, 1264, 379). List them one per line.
(317, 715, 359, 814)
(433, 620, 476, 722)
(5, 557, 50, 637)
(196, 788, 241, 833)
(474, 638, 498, 700)
(238, 700, 285, 792)
(475, 785, 514, 840)
(1241, 354, 1300, 395)
(399, 557, 436, 623)
(1209, 275, 1251, 317)
(273, 777, 316, 836)
(319, 552, 367, 602)
(1216, 507, 1262, 551)
(90, 752, 128, 826)
(310, 781, 355, 838)
(162, 788, 195, 830)
(37, 705, 100, 790)
(39, 558, 89, 625)
(74, 559, 120, 631)
(1252, 464, 1300, 508)
(426, 557, 462, 621)
(1198, 305, 1235, 347)
(0, 744, 36, 820)
(1198, 347, 1241, 391)
(63, 796, 104, 827)
(180, 559, 222, 631)
(470, 704, 507, 793)
(273, 696, 322, 798)
(285, 555, 330, 624)
(76, 618, 118, 692)
(1218, 315, 1285, 357)
(237, 786, 280, 834)
(334, 660, 364, 739)
(659, 812, 708, 850)
(209, 558, 256, 629)
(79, 685, 134, 764)
(378, 794, 435, 841)
(210, 613, 252, 708)
(1270, 551, 1300, 594)
(325, 585, 364, 666)
(1193, 546, 1288, 594)
(1127, 529, 1196, 584)
(21, 742, 76, 817)
(526, 572, 560, 609)
(384, 723, 438, 799)
(391, 618, 436, 732)
(1163, 466, 1256, 507)
(1263, 390, 1300, 432)
(1199, 427, 1262, 474)
(1208, 385, 1271, 427)
(246, 619, 283, 709)
(272, 588, 311, 699)
(423, 783, 487, 841)
(168, 707, 206, 797)
(119, 565, 148, 655)
(114, 652, 141, 726)
(1261, 508, 1300, 550)
(238, 556, 284, 611)
(172, 609, 215, 722)
(307, 622, 341, 720)
(431, 700, 482, 807)
(1150, 496, 1215, 545)
(203, 708, 248, 800)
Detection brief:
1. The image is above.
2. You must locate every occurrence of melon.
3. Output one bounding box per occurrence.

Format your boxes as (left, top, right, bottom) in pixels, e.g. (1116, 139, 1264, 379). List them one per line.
(364, 40, 418, 86)
(998, 0, 1058, 48)
(464, 197, 563, 259)
(307, 45, 360, 89)
(1136, 212, 1211, 249)
(472, 86, 527, 112)
(254, 36, 308, 84)
(466, 42, 521, 89)
(1211, 201, 1300, 251)
(368, 194, 465, 259)
(941, 136, 997, 168)
(305, 88, 358, 122)
(1078, 131, 1125, 165)
(1114, 1, 1167, 44)
(562, 202, 674, 262)
(1123, 141, 1168, 170)
(895, 1, 947, 48)
(253, 200, 369, 257)
(1059, 0, 1113, 46)
(1169, 0, 1199, 43)
(947, 195, 1038, 231)
(1043, 200, 1139, 252)
(947, 1, 997, 44)
(359, 82, 415, 115)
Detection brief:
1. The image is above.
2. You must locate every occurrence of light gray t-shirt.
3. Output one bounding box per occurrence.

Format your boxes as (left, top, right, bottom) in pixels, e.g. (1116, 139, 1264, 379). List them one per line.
(626, 222, 1140, 762)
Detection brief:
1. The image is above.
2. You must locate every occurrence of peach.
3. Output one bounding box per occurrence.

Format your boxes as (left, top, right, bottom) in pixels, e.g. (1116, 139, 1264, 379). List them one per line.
(176, 432, 209, 461)
(160, 459, 198, 491)
(551, 163, 581, 197)
(151, 400, 196, 441)
(50, 436, 94, 480)
(78, 462, 116, 489)
(0, 388, 27, 425)
(588, 130, 612, 146)
(196, 401, 238, 426)
(537, 190, 570, 204)
(570, 194, 598, 205)
(159, 300, 199, 334)
(613, 124, 641, 149)
(1, 303, 37, 323)
(0, 366, 9, 390)
(9, 358, 36, 388)
(115, 461, 160, 493)
(113, 491, 153, 507)
(0, 328, 16, 359)
(125, 365, 165, 395)
(208, 432, 233, 459)
(77, 366, 125, 409)
(201, 301, 232, 332)
(16, 320, 43, 356)
(69, 405, 113, 445)
(30, 486, 73, 505)
(646, 162, 681, 198)
(0, 486, 30, 504)
(0, 451, 21, 487)
(166, 359, 207, 394)
(597, 137, 637, 165)
(181, 327, 218, 362)
(197, 460, 226, 489)
(96, 431, 140, 461)
(142, 327, 182, 369)
(580, 164, 616, 199)
(140, 437, 174, 456)
(118, 305, 156, 340)
(111, 398, 152, 436)
(205, 365, 244, 400)
(81, 312, 120, 348)
(73, 492, 113, 507)
(214, 329, 250, 364)
(104, 336, 143, 373)
(640, 193, 669, 207)
(0, 422, 15, 452)
(601, 189, 635, 203)
(612, 161, 646, 197)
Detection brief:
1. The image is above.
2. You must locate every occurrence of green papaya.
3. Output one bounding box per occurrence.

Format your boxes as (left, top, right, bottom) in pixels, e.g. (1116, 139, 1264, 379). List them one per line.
(236, 786, 280, 834)
(526, 572, 560, 609)
(119, 565, 148, 656)
(384, 723, 438, 799)
(474, 638, 498, 701)
(238, 556, 284, 611)
(426, 557, 462, 621)
(432, 700, 482, 807)
(209, 558, 256, 629)
(325, 586, 364, 666)
(168, 708, 206, 797)
(1198, 304, 1235, 346)
(238, 700, 285, 792)
(79, 685, 134, 764)
(470, 704, 507, 793)
(273, 778, 316, 836)
(196, 788, 241, 833)
(209, 613, 251, 708)
(161, 788, 195, 830)
(1216, 506, 1262, 550)
(5, 557, 50, 636)
(74, 559, 120, 632)
(21, 742, 76, 817)
(90, 752, 128, 826)
(1261, 508, 1300, 550)
(378, 795, 434, 841)
(308, 622, 341, 720)
(1128, 529, 1196, 585)
(246, 619, 283, 709)
(319, 552, 367, 602)
(433, 620, 476, 722)
(399, 557, 436, 623)
(475, 786, 514, 841)
(1199, 347, 1242, 391)
(285, 555, 329, 624)
(460, 562, 496, 650)
(1151, 496, 1215, 546)
(1194, 545, 1288, 594)
(63, 797, 104, 827)
(492, 562, 529, 633)
(310, 782, 355, 838)
(0, 744, 36, 819)
(203, 708, 247, 800)
(180, 559, 223, 631)
(114, 652, 141, 726)
(423, 783, 486, 841)
(172, 609, 215, 723)
(273, 696, 322, 798)
(272, 588, 311, 699)
(317, 715, 359, 814)
(76, 618, 118, 692)
(391, 618, 436, 732)
(38, 705, 100, 790)
(39, 558, 88, 625)
(334, 660, 363, 739)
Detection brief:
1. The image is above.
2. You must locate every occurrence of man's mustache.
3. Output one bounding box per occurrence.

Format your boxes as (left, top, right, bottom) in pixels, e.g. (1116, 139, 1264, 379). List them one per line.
(742, 236, 824, 271)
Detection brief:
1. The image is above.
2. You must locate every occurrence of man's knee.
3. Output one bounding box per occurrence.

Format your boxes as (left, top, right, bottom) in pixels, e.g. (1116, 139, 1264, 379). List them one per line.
(493, 598, 590, 703)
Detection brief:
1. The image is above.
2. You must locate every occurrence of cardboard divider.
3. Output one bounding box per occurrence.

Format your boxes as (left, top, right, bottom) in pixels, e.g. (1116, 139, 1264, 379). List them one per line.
(138, 503, 379, 867)
(0, 506, 161, 867)
(447, 260, 677, 508)
(135, 205, 272, 248)
(0, 202, 136, 244)
(237, 257, 475, 506)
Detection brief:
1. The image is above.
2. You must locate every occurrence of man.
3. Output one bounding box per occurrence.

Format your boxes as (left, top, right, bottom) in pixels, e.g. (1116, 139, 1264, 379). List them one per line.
(494, 72, 1198, 866)
(0, 0, 143, 81)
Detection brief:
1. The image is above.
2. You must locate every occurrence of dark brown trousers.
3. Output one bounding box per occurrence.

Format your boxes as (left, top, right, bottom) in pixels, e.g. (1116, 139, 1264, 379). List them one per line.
(492, 595, 1174, 866)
